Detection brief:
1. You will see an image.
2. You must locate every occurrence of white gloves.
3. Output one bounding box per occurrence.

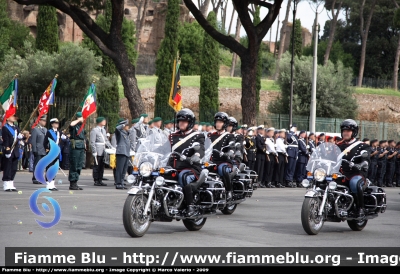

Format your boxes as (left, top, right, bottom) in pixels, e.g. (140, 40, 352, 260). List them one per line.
(92, 153, 97, 157)
(5, 154, 11, 158)
(130, 151, 135, 156)
(138, 116, 144, 124)
(284, 145, 288, 148)
(17, 133, 23, 139)
(306, 145, 310, 149)
(61, 134, 67, 140)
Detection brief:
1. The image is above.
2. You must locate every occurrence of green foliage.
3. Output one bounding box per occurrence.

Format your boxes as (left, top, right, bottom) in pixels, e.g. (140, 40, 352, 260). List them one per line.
(154, 0, 179, 120)
(219, 48, 233, 66)
(8, 20, 35, 58)
(0, 42, 112, 99)
(303, 40, 355, 70)
(268, 53, 357, 119)
(199, 11, 219, 122)
(254, 6, 261, 115)
(36, 5, 59, 53)
(394, 8, 400, 29)
(121, 18, 138, 66)
(289, 19, 302, 58)
(97, 76, 120, 133)
(0, 0, 11, 62)
(178, 21, 204, 75)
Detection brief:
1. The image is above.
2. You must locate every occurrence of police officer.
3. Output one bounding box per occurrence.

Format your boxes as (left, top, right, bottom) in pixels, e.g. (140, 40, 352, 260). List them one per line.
(376, 140, 388, 187)
(285, 124, 299, 187)
(395, 141, 400, 187)
(133, 113, 149, 139)
(148, 117, 167, 146)
(68, 112, 86, 190)
(31, 115, 47, 184)
(255, 125, 266, 185)
(114, 119, 135, 189)
(317, 133, 325, 146)
(227, 117, 243, 165)
(163, 120, 173, 138)
(90, 116, 114, 187)
(274, 129, 287, 188)
(385, 140, 397, 187)
(294, 130, 309, 187)
(308, 132, 316, 154)
(337, 119, 370, 218)
(264, 127, 277, 188)
(368, 139, 379, 185)
(2, 114, 23, 191)
(168, 108, 205, 217)
(208, 112, 236, 200)
(43, 118, 62, 191)
(244, 128, 256, 171)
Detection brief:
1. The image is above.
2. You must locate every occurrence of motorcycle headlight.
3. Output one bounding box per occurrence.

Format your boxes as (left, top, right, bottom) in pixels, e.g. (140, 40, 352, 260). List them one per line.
(301, 179, 310, 188)
(139, 162, 153, 177)
(313, 168, 326, 182)
(328, 182, 337, 190)
(155, 176, 165, 186)
(127, 174, 136, 184)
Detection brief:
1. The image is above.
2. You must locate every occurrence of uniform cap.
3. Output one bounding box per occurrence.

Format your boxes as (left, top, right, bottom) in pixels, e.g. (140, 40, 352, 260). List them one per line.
(257, 125, 264, 130)
(76, 112, 82, 118)
(40, 115, 47, 120)
(279, 129, 286, 133)
(299, 130, 306, 135)
(266, 127, 275, 132)
(131, 118, 139, 124)
(50, 118, 59, 124)
(117, 118, 125, 124)
(139, 113, 148, 118)
(96, 117, 105, 124)
(308, 132, 315, 137)
(152, 117, 162, 122)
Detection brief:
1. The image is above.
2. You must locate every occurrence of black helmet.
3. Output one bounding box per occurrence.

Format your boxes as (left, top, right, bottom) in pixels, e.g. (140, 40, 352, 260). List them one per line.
(228, 116, 238, 132)
(214, 112, 229, 129)
(176, 108, 195, 131)
(340, 119, 358, 139)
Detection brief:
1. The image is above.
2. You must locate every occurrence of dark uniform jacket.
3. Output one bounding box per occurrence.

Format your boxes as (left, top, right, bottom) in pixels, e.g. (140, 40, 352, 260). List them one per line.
(308, 139, 316, 154)
(286, 131, 299, 159)
(338, 139, 370, 179)
(2, 123, 20, 159)
(44, 128, 60, 150)
(297, 137, 309, 164)
(208, 130, 235, 165)
(255, 134, 266, 155)
(244, 135, 256, 162)
(377, 147, 387, 163)
(168, 130, 205, 176)
(69, 123, 86, 149)
(386, 146, 396, 164)
(31, 126, 47, 156)
(234, 133, 244, 163)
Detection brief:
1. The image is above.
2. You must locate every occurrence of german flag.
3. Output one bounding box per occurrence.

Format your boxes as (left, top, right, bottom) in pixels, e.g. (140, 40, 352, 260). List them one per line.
(169, 57, 182, 112)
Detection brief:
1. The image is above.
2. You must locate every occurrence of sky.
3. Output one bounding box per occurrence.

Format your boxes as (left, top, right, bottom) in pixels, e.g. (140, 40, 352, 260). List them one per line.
(200, 0, 346, 41)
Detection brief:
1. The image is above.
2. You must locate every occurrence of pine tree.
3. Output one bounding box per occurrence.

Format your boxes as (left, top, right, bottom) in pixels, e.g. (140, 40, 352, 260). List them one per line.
(0, 0, 11, 62)
(199, 11, 219, 122)
(254, 6, 262, 116)
(154, 0, 179, 120)
(36, 5, 59, 53)
(289, 19, 302, 58)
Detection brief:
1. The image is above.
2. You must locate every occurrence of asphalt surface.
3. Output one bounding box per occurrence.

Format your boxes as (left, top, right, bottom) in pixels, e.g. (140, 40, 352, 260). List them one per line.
(1, 169, 400, 265)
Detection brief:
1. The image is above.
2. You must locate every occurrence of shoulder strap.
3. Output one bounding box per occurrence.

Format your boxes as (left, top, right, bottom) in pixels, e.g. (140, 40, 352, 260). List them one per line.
(211, 132, 229, 147)
(339, 141, 362, 159)
(171, 132, 199, 152)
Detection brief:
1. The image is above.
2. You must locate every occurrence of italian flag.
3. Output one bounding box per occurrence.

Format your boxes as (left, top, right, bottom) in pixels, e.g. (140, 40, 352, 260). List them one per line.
(77, 83, 97, 135)
(0, 79, 18, 125)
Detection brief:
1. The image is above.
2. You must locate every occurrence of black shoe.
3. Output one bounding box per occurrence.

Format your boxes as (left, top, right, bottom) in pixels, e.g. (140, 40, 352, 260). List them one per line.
(259, 183, 266, 188)
(297, 183, 304, 188)
(102, 178, 109, 181)
(33, 180, 41, 184)
(291, 182, 297, 188)
(357, 208, 365, 218)
(116, 184, 126, 189)
(387, 184, 393, 187)
(276, 183, 285, 188)
(69, 181, 83, 190)
(94, 181, 107, 186)
(285, 182, 292, 187)
(226, 191, 232, 201)
(185, 205, 197, 217)
(266, 182, 275, 188)
(396, 184, 400, 187)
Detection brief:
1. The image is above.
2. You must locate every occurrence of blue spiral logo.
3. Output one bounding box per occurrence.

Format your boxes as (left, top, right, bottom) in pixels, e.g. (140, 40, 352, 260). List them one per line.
(29, 138, 61, 228)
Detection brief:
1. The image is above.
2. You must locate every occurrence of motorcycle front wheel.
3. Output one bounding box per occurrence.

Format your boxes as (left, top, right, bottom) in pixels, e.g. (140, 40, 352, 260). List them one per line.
(347, 219, 368, 231)
(183, 217, 207, 231)
(221, 203, 237, 215)
(123, 195, 151, 237)
(301, 197, 324, 235)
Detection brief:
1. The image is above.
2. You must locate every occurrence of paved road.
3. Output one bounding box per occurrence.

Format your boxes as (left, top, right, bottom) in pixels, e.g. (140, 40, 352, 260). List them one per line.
(1, 170, 400, 265)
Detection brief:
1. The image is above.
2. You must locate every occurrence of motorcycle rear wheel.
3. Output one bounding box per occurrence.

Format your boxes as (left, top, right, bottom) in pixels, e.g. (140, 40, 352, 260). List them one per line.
(183, 217, 207, 231)
(301, 197, 324, 235)
(123, 195, 151, 237)
(347, 219, 368, 231)
(221, 203, 237, 215)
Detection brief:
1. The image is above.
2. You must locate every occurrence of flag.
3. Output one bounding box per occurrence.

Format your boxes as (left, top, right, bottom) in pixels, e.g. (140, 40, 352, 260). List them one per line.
(168, 58, 182, 112)
(31, 78, 57, 129)
(77, 83, 97, 135)
(0, 78, 18, 125)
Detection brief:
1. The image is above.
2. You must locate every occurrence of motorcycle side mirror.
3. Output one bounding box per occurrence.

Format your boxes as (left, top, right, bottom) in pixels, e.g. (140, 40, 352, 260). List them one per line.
(191, 142, 200, 151)
(360, 150, 368, 158)
(127, 174, 136, 184)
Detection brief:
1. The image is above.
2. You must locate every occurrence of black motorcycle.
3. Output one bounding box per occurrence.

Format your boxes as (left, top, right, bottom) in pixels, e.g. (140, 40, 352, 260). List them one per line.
(122, 137, 228, 237)
(300, 142, 387, 235)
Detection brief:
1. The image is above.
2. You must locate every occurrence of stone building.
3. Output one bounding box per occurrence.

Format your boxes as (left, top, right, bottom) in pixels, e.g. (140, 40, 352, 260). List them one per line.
(6, 0, 192, 74)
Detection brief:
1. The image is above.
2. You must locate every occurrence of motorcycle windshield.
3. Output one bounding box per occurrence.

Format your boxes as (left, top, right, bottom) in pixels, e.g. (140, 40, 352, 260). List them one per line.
(306, 142, 343, 175)
(133, 134, 170, 170)
(201, 137, 212, 163)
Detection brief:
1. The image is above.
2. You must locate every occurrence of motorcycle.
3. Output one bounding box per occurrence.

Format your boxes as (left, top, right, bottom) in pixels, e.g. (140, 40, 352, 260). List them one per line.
(300, 142, 387, 235)
(122, 135, 227, 237)
(200, 141, 253, 215)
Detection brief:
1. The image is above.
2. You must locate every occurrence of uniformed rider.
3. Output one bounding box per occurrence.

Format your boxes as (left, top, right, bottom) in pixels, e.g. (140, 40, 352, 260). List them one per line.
(168, 109, 205, 217)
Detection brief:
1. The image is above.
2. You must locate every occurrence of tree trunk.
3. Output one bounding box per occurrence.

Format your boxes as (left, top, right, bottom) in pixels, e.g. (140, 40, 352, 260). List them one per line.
(200, 0, 211, 17)
(323, 0, 343, 66)
(227, 7, 235, 35)
(230, 16, 241, 77)
(274, 0, 291, 80)
(357, 0, 377, 87)
(393, 35, 400, 90)
(241, 50, 258, 125)
(136, 0, 150, 54)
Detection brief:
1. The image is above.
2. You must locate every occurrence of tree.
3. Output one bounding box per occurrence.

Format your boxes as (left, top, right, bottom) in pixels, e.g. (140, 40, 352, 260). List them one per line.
(323, 0, 344, 65)
(183, 0, 284, 125)
(289, 19, 302, 57)
(253, 5, 262, 115)
(199, 11, 219, 122)
(8, 20, 36, 58)
(357, 0, 377, 87)
(268, 53, 357, 119)
(0, 0, 11, 62)
(36, 5, 59, 53)
(154, 0, 179, 121)
(13, 0, 145, 119)
(393, 1, 400, 90)
(178, 21, 204, 75)
(274, 0, 292, 80)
